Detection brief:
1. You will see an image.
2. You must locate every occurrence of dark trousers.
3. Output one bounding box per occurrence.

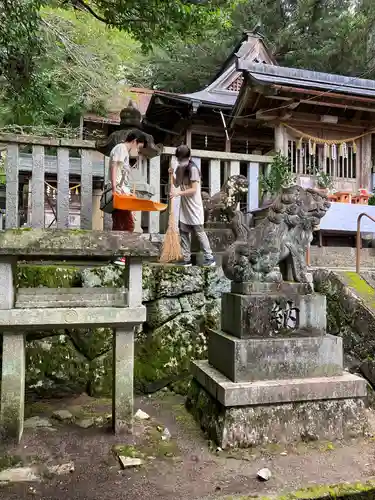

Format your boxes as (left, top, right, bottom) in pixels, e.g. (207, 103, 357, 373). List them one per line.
(112, 210, 134, 232)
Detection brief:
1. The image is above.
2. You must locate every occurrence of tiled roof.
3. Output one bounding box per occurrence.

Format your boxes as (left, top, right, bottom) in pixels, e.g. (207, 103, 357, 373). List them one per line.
(238, 62, 375, 98)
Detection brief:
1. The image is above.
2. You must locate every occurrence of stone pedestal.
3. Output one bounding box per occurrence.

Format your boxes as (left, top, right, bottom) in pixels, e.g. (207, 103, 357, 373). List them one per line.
(187, 282, 367, 448)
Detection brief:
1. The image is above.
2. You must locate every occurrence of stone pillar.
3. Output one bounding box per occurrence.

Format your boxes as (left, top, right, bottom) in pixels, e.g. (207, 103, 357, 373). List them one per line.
(92, 188, 103, 230)
(112, 327, 134, 434)
(229, 160, 240, 177)
(209, 159, 221, 197)
(0, 258, 25, 443)
(148, 156, 161, 234)
(112, 258, 143, 434)
(247, 162, 259, 212)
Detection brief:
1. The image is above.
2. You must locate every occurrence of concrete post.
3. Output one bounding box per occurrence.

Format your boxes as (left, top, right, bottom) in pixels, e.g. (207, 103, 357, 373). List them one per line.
(92, 188, 103, 230)
(209, 159, 221, 197)
(112, 327, 135, 434)
(112, 258, 143, 434)
(247, 162, 260, 212)
(0, 257, 25, 442)
(148, 156, 161, 234)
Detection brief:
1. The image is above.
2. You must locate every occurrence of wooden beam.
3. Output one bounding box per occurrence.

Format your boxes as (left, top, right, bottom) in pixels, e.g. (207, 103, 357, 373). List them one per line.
(266, 94, 375, 114)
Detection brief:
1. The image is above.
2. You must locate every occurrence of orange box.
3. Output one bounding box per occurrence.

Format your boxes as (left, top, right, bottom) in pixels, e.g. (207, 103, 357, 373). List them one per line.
(113, 192, 168, 212)
(352, 194, 369, 205)
(327, 194, 338, 202)
(334, 191, 352, 203)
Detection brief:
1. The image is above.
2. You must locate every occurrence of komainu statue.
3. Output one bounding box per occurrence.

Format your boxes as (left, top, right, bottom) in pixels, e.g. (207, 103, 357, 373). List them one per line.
(95, 100, 162, 159)
(222, 185, 330, 283)
(201, 174, 248, 223)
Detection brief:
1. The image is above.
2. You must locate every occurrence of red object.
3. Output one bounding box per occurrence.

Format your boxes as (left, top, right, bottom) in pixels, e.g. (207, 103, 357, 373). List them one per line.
(112, 210, 135, 232)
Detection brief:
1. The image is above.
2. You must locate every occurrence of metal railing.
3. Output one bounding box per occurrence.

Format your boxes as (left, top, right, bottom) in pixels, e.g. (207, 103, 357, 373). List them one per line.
(356, 212, 375, 273)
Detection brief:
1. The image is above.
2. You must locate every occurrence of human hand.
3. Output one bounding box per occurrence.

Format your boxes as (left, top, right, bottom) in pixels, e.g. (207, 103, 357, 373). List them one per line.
(168, 167, 174, 174)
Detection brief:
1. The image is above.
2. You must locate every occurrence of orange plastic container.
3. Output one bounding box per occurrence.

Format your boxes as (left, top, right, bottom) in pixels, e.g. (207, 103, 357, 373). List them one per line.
(334, 191, 352, 203)
(352, 194, 370, 205)
(113, 192, 167, 212)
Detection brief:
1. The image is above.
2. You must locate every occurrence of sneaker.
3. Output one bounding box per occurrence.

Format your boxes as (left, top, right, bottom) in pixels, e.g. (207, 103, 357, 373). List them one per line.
(175, 260, 192, 267)
(113, 257, 127, 267)
(203, 258, 216, 267)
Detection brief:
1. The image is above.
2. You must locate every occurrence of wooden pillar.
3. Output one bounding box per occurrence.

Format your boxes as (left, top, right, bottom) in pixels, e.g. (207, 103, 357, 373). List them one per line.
(361, 134, 372, 191)
(186, 129, 192, 148)
(274, 124, 286, 154)
(223, 139, 231, 182)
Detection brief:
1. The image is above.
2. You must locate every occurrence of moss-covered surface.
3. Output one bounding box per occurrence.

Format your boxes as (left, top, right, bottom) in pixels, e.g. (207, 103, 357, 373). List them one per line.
(14, 262, 226, 399)
(343, 272, 375, 310)
(313, 270, 375, 363)
(0, 228, 159, 257)
(223, 481, 375, 499)
(17, 264, 81, 288)
(0, 454, 23, 471)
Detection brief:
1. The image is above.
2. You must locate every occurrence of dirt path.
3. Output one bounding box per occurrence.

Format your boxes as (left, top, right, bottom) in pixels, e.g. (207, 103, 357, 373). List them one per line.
(1, 392, 375, 500)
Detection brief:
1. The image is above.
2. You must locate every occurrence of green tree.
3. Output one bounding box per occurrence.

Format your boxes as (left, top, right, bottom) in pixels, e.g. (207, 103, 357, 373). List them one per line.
(142, 0, 375, 92)
(0, 7, 149, 130)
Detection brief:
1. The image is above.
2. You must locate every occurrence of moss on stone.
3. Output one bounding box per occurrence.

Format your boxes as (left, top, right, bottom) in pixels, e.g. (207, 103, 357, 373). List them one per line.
(17, 264, 81, 288)
(344, 272, 375, 309)
(0, 454, 23, 471)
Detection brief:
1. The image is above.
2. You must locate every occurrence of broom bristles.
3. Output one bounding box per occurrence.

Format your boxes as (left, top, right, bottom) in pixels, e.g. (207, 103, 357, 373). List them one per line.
(159, 223, 183, 263)
(160, 183, 183, 262)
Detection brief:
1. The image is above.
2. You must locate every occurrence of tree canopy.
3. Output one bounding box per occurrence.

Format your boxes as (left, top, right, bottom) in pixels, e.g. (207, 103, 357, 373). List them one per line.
(144, 0, 375, 92)
(2, 0, 375, 131)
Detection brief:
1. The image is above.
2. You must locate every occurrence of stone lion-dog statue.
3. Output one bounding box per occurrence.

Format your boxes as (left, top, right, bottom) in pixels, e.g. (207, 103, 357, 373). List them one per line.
(222, 185, 331, 283)
(201, 174, 248, 223)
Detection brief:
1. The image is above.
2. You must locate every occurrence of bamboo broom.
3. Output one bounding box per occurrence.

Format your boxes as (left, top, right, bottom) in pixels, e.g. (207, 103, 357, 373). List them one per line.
(159, 171, 183, 263)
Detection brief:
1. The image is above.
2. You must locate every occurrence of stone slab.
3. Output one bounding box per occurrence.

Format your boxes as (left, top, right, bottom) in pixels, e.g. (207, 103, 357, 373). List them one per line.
(0, 306, 145, 329)
(15, 287, 128, 308)
(0, 230, 159, 260)
(186, 379, 368, 449)
(221, 292, 326, 338)
(208, 331, 343, 382)
(191, 360, 366, 407)
(230, 281, 314, 295)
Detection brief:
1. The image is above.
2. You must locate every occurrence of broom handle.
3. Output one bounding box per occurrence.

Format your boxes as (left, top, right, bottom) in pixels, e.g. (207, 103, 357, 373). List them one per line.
(169, 171, 174, 217)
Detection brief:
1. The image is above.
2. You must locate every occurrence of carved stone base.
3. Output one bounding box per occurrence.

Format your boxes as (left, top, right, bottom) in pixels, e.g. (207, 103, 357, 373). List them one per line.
(221, 291, 326, 338)
(187, 362, 368, 449)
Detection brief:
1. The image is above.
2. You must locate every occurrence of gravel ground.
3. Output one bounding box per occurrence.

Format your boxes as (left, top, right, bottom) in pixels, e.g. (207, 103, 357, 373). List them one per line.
(0, 392, 375, 500)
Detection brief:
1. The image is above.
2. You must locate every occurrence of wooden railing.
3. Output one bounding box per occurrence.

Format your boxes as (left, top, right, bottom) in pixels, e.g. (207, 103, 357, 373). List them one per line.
(356, 213, 375, 273)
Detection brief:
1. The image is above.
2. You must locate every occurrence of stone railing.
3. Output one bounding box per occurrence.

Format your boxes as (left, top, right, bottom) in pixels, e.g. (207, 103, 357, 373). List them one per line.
(0, 229, 158, 442)
(162, 147, 272, 213)
(0, 133, 272, 234)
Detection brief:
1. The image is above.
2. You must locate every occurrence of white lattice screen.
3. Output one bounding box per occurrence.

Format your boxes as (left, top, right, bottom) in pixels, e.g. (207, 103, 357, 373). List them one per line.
(287, 140, 357, 179)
